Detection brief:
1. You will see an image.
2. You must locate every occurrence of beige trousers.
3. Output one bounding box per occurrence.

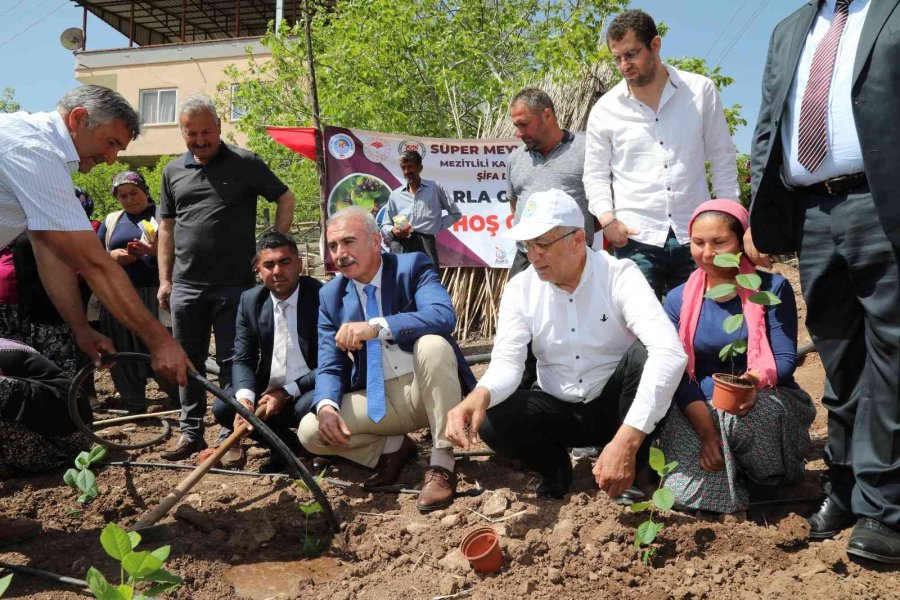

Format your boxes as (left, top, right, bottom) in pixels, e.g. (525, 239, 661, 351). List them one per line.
(298, 335, 462, 468)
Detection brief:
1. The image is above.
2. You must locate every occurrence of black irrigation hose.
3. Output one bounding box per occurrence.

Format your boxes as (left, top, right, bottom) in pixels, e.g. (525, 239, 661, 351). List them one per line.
(68, 359, 170, 450)
(70, 352, 340, 534)
(0, 560, 87, 589)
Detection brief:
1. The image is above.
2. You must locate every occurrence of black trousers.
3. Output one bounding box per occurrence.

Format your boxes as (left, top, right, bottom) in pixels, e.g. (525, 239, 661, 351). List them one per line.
(391, 232, 439, 271)
(212, 389, 315, 453)
(797, 189, 900, 528)
(479, 341, 652, 487)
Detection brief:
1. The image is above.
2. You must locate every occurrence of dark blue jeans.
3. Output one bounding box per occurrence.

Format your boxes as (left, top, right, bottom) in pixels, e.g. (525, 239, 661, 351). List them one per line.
(615, 228, 695, 299)
(170, 283, 246, 441)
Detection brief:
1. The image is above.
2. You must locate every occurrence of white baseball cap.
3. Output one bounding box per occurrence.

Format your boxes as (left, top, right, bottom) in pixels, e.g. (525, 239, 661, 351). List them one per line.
(505, 188, 584, 241)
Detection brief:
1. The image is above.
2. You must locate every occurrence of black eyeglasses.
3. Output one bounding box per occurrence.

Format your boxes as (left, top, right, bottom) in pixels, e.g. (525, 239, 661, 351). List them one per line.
(524, 230, 577, 253)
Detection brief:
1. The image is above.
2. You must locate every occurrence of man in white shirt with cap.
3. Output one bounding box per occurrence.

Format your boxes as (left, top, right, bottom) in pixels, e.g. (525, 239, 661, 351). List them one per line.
(446, 189, 686, 499)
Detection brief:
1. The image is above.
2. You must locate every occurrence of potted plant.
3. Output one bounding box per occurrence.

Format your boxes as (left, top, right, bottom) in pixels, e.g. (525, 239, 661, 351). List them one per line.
(703, 252, 781, 412)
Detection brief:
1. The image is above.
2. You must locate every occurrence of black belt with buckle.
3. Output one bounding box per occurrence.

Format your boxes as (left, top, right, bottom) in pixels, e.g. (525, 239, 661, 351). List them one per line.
(799, 172, 867, 196)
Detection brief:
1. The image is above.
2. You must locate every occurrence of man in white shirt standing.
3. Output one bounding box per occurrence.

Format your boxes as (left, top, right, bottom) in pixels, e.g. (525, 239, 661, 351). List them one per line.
(583, 9, 739, 298)
(446, 189, 686, 499)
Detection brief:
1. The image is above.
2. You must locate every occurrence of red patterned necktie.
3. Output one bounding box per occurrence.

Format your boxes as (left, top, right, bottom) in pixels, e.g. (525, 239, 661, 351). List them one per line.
(797, 0, 852, 173)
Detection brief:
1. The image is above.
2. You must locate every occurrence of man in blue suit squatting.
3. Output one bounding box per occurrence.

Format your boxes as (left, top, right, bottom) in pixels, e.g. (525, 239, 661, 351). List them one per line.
(212, 231, 321, 472)
(298, 206, 476, 511)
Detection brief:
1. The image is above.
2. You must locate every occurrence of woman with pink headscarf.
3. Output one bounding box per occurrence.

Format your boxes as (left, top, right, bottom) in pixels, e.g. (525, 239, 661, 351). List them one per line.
(657, 200, 815, 514)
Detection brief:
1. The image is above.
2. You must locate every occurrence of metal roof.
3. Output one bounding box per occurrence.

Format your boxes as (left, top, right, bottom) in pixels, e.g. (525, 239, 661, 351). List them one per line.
(69, 1, 299, 47)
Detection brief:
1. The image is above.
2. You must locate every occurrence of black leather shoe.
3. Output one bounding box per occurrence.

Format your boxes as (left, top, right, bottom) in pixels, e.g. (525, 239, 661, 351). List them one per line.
(259, 453, 287, 474)
(847, 518, 900, 563)
(808, 497, 855, 539)
(363, 436, 417, 489)
(536, 467, 572, 499)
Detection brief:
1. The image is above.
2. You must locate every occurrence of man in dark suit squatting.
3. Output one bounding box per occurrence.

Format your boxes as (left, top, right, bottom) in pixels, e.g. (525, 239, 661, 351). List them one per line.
(212, 232, 321, 472)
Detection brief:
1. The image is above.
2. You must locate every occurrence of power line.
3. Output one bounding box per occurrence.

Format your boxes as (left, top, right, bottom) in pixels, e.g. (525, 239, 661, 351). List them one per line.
(0, 0, 66, 50)
(704, 0, 752, 61)
(711, 0, 773, 69)
(0, 0, 28, 21)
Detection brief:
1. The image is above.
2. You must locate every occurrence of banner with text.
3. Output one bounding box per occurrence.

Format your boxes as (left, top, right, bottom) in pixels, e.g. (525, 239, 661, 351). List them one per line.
(321, 126, 521, 268)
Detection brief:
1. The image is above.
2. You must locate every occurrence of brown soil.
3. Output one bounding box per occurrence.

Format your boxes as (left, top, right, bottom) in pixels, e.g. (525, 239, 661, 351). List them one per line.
(2, 262, 898, 599)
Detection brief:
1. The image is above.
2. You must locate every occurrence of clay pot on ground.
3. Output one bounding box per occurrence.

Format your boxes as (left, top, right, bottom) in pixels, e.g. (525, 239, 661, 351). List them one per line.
(711, 373, 756, 413)
(460, 526, 503, 574)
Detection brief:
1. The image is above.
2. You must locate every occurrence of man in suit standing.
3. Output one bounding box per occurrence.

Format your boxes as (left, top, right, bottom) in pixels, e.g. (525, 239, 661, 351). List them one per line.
(749, 0, 900, 562)
(211, 232, 320, 473)
(298, 206, 476, 511)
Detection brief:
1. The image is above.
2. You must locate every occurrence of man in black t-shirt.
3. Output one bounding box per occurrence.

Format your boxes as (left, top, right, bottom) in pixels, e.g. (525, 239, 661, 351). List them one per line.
(157, 95, 297, 460)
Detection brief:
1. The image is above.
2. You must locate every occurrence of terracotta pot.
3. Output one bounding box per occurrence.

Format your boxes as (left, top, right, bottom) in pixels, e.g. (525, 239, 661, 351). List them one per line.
(460, 526, 503, 573)
(711, 373, 756, 413)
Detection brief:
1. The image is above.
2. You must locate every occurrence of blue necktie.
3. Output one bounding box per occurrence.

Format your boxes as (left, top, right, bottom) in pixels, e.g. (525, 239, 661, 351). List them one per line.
(363, 284, 386, 423)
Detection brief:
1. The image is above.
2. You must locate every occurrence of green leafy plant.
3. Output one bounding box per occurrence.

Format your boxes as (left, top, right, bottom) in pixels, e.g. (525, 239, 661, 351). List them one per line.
(629, 447, 678, 565)
(296, 469, 328, 557)
(85, 523, 182, 600)
(703, 253, 781, 374)
(0, 572, 12, 597)
(63, 445, 107, 504)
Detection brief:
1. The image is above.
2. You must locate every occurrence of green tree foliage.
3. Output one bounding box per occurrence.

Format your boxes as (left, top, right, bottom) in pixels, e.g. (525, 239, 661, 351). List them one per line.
(0, 87, 20, 113)
(223, 0, 628, 220)
(223, 2, 749, 217)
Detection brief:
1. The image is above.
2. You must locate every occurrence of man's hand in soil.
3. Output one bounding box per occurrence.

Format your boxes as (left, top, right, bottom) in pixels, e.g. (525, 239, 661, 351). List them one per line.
(593, 425, 645, 498)
(335, 321, 377, 352)
(318, 405, 351, 446)
(258, 390, 288, 420)
(446, 388, 490, 450)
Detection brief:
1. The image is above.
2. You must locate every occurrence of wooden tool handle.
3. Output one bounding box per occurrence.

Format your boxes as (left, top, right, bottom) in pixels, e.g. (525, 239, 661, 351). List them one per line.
(132, 404, 266, 530)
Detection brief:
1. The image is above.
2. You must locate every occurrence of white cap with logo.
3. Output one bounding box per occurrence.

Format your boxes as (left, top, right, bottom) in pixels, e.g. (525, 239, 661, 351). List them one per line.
(505, 188, 584, 241)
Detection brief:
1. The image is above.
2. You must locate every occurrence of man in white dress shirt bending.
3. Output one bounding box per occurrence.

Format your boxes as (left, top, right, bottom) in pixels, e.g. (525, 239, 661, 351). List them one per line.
(446, 189, 686, 499)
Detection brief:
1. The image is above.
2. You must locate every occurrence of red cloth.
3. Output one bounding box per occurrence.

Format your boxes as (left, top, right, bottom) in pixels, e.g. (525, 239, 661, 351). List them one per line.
(265, 127, 318, 161)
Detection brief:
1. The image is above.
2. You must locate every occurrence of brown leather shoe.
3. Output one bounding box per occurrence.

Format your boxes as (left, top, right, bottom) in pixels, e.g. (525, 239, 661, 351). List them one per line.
(221, 444, 246, 469)
(160, 436, 208, 461)
(416, 466, 456, 512)
(363, 435, 417, 489)
(0, 518, 41, 548)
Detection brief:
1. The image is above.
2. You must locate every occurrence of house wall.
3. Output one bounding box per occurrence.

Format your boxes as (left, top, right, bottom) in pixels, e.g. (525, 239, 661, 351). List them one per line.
(74, 37, 269, 166)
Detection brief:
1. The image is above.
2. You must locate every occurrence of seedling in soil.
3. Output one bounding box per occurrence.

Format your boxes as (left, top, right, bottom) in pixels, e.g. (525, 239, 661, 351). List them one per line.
(296, 469, 327, 557)
(0, 573, 12, 597)
(629, 447, 678, 565)
(85, 522, 182, 600)
(63, 444, 107, 504)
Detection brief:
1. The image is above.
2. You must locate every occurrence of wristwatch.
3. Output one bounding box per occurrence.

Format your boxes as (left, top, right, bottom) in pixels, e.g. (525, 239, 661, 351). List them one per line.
(368, 318, 384, 337)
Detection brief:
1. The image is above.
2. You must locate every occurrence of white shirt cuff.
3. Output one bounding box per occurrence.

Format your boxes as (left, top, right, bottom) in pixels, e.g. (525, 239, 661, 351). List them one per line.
(316, 399, 341, 414)
(283, 382, 300, 398)
(235, 388, 256, 404)
(370, 317, 391, 339)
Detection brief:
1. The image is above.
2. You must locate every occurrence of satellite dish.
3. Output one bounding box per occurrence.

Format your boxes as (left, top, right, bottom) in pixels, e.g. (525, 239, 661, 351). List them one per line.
(60, 27, 85, 51)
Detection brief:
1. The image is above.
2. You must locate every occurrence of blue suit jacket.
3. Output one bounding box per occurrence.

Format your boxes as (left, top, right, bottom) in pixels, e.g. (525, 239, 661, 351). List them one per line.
(232, 276, 322, 398)
(314, 252, 476, 409)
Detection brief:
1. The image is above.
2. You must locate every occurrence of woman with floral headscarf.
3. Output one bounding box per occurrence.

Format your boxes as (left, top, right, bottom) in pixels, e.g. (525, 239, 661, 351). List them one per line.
(96, 171, 177, 413)
(657, 200, 816, 514)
